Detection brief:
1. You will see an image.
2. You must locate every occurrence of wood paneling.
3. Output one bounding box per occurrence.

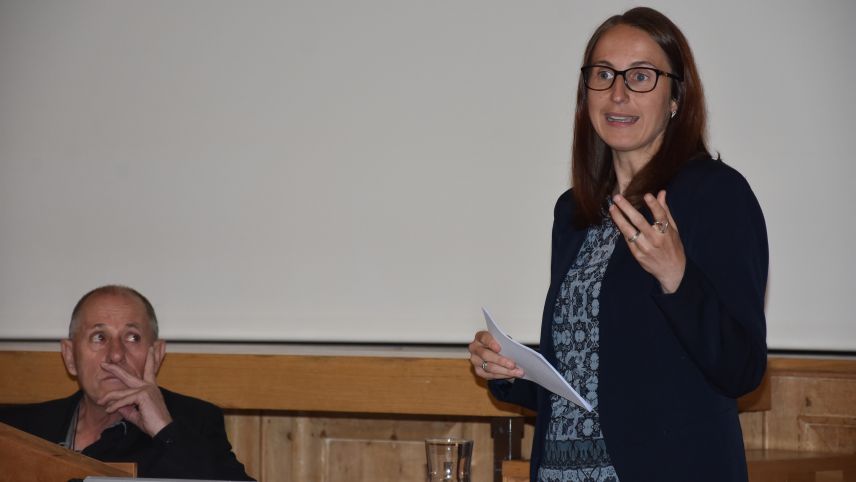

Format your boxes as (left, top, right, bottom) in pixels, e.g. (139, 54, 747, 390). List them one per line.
(3, 348, 856, 482)
(232, 415, 498, 482)
(745, 450, 856, 482)
(224, 410, 263, 479)
(0, 350, 524, 417)
(760, 361, 856, 454)
(0, 350, 75, 404)
(740, 411, 766, 450)
(501, 460, 529, 482)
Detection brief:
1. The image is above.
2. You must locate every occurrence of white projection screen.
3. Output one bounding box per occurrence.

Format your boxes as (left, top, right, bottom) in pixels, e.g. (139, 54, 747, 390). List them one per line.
(1, 1, 854, 351)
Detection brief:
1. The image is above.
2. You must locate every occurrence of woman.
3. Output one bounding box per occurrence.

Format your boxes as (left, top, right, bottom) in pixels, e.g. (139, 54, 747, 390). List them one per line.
(468, 7, 767, 482)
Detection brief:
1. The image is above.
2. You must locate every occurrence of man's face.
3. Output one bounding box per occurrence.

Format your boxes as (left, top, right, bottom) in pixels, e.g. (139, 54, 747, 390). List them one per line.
(60, 292, 164, 403)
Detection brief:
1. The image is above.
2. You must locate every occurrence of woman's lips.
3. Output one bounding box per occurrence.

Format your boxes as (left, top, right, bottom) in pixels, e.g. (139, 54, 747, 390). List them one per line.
(606, 114, 639, 125)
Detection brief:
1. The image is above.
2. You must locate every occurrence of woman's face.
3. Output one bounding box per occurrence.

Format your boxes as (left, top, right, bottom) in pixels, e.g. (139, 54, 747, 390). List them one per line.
(586, 24, 677, 164)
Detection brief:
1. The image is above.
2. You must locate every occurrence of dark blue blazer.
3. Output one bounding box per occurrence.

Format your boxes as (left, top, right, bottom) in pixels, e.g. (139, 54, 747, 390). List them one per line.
(491, 157, 768, 481)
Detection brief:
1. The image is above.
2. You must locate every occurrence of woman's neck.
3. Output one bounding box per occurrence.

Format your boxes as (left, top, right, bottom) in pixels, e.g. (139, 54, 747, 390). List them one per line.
(612, 151, 651, 194)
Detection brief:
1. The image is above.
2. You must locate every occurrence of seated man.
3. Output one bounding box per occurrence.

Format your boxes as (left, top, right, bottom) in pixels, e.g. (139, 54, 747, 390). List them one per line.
(0, 285, 254, 480)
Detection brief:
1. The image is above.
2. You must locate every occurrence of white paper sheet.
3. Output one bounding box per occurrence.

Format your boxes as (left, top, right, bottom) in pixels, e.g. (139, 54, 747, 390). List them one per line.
(482, 307, 592, 412)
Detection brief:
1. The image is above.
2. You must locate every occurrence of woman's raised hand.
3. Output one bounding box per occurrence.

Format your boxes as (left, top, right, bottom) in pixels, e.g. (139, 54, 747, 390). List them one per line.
(609, 190, 686, 293)
(468, 330, 525, 380)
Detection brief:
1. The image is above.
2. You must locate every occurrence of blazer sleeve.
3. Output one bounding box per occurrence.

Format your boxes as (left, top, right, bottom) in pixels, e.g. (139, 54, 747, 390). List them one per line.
(488, 379, 539, 412)
(653, 164, 768, 398)
(150, 394, 255, 481)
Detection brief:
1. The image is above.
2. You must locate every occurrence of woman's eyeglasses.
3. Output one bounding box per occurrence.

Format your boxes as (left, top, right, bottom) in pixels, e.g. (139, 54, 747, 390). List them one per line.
(581, 65, 683, 93)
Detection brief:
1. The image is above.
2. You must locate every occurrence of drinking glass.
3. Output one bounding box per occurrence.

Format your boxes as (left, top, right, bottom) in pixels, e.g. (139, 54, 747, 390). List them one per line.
(425, 438, 473, 482)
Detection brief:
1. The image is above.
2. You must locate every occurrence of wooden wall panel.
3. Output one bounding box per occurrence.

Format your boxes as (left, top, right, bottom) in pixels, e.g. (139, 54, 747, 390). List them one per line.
(214, 357, 856, 482)
(324, 437, 423, 482)
(224, 411, 263, 481)
(3, 348, 855, 482)
(305, 416, 491, 482)
(798, 415, 856, 454)
(764, 373, 856, 453)
(739, 411, 766, 450)
(260, 415, 298, 482)
(224, 414, 502, 482)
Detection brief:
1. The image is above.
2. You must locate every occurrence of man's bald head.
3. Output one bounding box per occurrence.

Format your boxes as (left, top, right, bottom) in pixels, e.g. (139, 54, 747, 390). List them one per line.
(69, 285, 159, 339)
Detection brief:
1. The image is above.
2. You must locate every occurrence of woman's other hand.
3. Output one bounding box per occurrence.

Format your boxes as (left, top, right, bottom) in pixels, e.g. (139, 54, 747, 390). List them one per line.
(609, 190, 686, 293)
(468, 330, 525, 380)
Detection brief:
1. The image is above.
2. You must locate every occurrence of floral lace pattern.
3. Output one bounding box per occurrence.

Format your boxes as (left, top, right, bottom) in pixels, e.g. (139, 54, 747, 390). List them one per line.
(538, 219, 620, 482)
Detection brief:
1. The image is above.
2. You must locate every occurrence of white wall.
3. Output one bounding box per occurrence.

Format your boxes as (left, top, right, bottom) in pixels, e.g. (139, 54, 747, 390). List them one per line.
(1, 0, 853, 350)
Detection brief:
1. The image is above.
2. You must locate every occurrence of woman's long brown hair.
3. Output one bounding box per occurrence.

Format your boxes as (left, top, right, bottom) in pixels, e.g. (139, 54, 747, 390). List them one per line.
(571, 7, 711, 227)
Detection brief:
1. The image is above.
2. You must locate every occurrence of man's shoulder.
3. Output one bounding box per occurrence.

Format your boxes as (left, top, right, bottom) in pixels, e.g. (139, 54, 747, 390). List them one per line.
(0, 392, 80, 441)
(159, 387, 224, 419)
(0, 392, 79, 419)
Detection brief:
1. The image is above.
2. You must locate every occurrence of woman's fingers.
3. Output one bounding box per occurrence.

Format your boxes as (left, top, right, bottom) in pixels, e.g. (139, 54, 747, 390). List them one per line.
(608, 197, 647, 247)
(656, 190, 679, 232)
(645, 191, 679, 236)
(611, 195, 652, 236)
(468, 331, 524, 380)
(611, 191, 686, 293)
(643, 193, 670, 237)
(474, 330, 501, 353)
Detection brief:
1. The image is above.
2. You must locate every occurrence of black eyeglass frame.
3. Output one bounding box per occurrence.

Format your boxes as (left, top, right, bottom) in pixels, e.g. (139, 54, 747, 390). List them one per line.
(580, 65, 684, 93)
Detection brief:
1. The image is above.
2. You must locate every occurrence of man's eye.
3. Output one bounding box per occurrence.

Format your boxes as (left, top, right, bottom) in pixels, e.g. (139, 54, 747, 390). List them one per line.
(90, 333, 105, 343)
(125, 333, 142, 343)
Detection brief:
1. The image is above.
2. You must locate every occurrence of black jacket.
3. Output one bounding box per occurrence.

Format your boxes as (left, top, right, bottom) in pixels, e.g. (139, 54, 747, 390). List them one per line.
(490, 157, 768, 481)
(0, 387, 253, 481)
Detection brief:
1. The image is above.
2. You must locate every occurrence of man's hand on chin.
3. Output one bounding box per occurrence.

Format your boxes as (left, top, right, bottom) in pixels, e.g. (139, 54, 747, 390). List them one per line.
(97, 346, 173, 437)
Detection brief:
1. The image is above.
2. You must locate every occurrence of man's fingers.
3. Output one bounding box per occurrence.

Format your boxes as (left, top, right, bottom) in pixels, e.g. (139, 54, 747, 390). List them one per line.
(117, 405, 138, 421)
(103, 392, 141, 414)
(100, 362, 143, 387)
(143, 346, 157, 383)
(97, 387, 140, 406)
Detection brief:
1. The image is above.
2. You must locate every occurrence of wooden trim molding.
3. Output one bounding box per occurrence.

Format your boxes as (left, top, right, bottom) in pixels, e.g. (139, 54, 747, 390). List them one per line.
(2, 349, 849, 417)
(0, 350, 526, 417)
(767, 357, 856, 378)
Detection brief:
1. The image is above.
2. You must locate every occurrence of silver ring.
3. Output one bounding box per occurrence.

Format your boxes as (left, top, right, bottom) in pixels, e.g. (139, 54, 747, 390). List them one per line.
(628, 231, 641, 244)
(481, 361, 489, 371)
(653, 220, 669, 234)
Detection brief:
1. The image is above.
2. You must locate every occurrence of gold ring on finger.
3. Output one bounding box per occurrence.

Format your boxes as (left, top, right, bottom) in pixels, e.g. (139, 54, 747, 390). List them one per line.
(628, 231, 641, 244)
(482, 361, 489, 371)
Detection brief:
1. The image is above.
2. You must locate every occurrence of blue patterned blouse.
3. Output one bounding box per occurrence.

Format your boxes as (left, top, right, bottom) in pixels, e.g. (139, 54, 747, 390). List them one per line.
(538, 217, 620, 482)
